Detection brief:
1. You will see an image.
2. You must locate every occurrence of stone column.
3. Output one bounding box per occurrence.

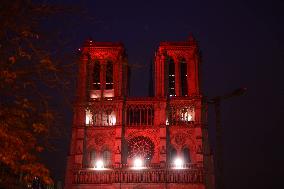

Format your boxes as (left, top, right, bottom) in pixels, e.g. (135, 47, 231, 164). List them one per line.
(77, 54, 88, 101)
(114, 60, 119, 97)
(161, 53, 167, 97)
(194, 53, 200, 94)
(100, 60, 106, 98)
(154, 54, 161, 97)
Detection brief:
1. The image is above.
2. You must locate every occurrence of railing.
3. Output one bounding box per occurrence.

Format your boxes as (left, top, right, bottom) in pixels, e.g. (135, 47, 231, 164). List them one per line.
(110, 163, 202, 170)
(169, 121, 195, 127)
(73, 164, 204, 184)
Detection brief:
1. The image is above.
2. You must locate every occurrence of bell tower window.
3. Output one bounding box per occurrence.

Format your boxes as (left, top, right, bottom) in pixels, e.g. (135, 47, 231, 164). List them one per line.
(93, 61, 100, 90)
(106, 61, 113, 90)
(168, 58, 175, 96)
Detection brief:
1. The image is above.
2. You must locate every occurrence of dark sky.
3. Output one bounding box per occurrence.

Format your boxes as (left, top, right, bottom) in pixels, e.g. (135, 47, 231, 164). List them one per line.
(46, 1, 284, 188)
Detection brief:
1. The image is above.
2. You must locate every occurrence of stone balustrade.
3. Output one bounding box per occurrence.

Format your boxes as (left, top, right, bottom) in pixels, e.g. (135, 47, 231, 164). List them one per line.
(73, 164, 204, 184)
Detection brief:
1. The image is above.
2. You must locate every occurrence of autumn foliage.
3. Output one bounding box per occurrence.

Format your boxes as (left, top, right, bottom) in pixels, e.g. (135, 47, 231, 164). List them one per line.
(0, 0, 72, 188)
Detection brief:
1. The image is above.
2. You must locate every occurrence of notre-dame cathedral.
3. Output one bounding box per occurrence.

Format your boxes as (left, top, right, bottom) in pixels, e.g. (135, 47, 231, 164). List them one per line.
(64, 36, 214, 189)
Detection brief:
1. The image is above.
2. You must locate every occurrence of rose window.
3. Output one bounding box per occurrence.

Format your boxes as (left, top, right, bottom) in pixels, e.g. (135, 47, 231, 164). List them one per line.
(128, 136, 154, 160)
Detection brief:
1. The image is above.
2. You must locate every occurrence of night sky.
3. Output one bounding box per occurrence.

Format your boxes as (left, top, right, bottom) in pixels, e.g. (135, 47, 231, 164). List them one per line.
(45, 1, 284, 188)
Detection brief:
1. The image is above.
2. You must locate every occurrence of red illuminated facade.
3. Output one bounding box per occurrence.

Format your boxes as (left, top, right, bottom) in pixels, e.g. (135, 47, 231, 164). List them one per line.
(64, 36, 214, 189)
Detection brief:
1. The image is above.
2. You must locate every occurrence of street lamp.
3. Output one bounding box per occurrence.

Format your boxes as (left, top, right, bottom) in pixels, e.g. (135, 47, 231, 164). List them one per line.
(207, 87, 247, 189)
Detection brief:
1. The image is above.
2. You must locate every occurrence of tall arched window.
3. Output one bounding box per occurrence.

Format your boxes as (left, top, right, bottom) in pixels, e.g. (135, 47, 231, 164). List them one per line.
(180, 59, 188, 96)
(168, 58, 175, 96)
(93, 62, 100, 90)
(170, 147, 177, 163)
(102, 150, 112, 167)
(182, 147, 191, 163)
(106, 61, 113, 89)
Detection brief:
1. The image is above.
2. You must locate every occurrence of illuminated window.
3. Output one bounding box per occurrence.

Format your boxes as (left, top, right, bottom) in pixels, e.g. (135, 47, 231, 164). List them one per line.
(92, 110, 116, 126)
(169, 106, 195, 125)
(180, 108, 194, 122)
(85, 109, 92, 125)
(106, 61, 113, 89)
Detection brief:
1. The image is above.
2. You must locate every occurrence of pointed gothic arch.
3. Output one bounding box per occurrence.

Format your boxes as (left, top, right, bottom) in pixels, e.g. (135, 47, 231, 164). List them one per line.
(102, 149, 112, 167)
(169, 146, 177, 163)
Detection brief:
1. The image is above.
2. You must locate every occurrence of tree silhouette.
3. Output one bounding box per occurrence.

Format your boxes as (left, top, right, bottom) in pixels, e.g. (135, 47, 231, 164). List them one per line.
(0, 0, 75, 188)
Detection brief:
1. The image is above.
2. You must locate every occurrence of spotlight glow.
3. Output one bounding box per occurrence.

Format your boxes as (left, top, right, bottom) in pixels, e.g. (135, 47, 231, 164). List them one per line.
(85, 110, 92, 125)
(174, 158, 183, 169)
(133, 158, 143, 169)
(111, 116, 116, 125)
(95, 160, 104, 169)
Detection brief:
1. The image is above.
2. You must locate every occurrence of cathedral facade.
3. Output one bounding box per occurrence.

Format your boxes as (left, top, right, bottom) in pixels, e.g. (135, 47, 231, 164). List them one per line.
(64, 36, 214, 189)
